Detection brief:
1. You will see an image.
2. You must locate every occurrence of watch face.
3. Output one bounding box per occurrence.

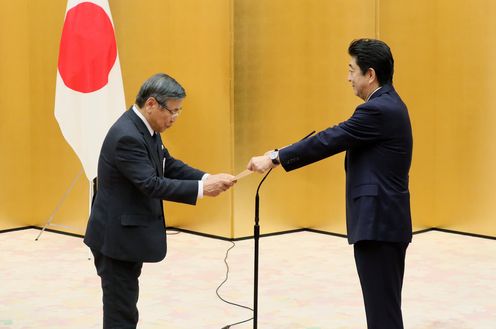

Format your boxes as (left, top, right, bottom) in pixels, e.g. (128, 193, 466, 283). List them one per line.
(270, 150, 279, 164)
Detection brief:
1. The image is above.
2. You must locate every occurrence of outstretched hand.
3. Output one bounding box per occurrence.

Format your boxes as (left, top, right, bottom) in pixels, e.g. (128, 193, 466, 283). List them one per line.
(246, 151, 278, 173)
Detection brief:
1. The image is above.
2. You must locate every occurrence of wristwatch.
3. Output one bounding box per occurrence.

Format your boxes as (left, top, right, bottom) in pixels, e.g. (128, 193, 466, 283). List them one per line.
(269, 149, 280, 165)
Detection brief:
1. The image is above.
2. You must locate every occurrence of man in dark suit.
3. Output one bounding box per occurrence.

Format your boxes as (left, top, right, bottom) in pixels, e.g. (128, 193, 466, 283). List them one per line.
(84, 73, 235, 328)
(247, 39, 413, 329)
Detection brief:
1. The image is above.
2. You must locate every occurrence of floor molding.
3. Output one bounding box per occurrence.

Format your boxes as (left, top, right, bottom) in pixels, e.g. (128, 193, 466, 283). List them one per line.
(167, 227, 311, 241)
(0, 225, 36, 234)
(305, 228, 348, 239)
(430, 227, 496, 240)
(1, 225, 495, 241)
(0, 226, 85, 239)
(413, 227, 434, 235)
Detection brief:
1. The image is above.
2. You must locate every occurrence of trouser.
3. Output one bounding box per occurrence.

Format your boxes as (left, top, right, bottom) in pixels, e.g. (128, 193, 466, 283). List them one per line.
(91, 249, 143, 329)
(354, 240, 409, 329)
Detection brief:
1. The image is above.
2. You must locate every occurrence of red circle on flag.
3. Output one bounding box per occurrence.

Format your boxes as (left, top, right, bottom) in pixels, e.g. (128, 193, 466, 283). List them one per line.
(58, 2, 117, 93)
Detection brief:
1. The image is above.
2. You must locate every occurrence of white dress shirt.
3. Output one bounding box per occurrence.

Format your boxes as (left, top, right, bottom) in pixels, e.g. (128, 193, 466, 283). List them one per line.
(366, 87, 382, 102)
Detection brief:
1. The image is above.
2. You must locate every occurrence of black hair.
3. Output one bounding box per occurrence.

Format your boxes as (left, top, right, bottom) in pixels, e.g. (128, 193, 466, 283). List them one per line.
(348, 38, 394, 86)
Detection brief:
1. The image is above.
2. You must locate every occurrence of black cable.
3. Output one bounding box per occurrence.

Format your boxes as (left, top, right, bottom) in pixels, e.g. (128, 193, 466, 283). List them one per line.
(217, 241, 254, 329)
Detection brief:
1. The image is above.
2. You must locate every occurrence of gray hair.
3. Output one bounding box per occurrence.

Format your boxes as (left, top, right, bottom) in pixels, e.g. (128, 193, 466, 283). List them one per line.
(135, 73, 186, 107)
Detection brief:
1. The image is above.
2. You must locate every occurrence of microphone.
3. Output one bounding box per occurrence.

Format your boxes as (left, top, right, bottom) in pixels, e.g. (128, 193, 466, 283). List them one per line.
(300, 130, 316, 141)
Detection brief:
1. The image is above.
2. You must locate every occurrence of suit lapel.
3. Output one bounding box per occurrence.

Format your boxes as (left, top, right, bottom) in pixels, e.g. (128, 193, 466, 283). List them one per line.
(126, 109, 163, 176)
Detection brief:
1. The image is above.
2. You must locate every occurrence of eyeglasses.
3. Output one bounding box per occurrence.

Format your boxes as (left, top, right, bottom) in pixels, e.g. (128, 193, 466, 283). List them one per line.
(153, 98, 183, 117)
(159, 103, 182, 117)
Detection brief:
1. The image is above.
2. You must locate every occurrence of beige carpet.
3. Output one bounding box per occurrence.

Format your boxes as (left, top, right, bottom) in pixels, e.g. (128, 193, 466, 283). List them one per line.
(0, 229, 494, 329)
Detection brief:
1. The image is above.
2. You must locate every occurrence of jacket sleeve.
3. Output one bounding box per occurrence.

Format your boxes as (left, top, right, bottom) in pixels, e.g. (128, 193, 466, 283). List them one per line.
(279, 104, 383, 172)
(114, 135, 199, 204)
(162, 147, 205, 180)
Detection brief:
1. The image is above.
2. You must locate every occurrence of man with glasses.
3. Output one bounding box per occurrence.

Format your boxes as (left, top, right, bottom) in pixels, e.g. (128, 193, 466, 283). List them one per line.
(84, 73, 236, 328)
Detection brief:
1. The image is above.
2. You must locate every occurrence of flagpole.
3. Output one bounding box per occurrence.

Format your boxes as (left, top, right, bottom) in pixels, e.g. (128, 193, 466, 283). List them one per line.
(35, 169, 84, 241)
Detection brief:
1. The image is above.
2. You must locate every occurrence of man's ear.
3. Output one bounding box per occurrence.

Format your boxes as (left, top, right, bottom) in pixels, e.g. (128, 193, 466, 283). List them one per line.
(367, 68, 377, 84)
(144, 97, 157, 112)
(145, 97, 155, 106)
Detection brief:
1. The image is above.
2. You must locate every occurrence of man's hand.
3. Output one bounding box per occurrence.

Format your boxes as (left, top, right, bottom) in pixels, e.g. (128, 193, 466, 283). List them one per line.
(247, 151, 278, 173)
(203, 173, 236, 197)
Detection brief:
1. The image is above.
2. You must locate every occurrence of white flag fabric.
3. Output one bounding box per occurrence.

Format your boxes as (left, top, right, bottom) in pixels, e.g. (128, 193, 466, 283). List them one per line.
(54, 0, 125, 180)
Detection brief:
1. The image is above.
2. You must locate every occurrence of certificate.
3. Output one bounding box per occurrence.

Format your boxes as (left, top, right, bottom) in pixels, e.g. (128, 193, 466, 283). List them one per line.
(234, 169, 253, 180)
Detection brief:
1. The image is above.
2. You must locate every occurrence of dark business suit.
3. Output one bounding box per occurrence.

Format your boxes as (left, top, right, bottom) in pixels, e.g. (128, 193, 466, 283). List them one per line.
(84, 108, 205, 328)
(279, 84, 413, 329)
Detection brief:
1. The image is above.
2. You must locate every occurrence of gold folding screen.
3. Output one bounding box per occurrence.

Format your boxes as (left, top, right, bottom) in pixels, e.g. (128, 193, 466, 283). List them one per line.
(379, 0, 496, 236)
(0, 0, 32, 230)
(1, 0, 495, 238)
(233, 0, 376, 237)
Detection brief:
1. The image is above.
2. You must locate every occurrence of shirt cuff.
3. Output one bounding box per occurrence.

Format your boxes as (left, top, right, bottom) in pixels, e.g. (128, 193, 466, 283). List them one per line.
(197, 174, 210, 199)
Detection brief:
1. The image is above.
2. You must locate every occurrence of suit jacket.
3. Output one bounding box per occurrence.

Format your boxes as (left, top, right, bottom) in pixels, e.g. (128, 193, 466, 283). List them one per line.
(84, 108, 205, 262)
(279, 84, 413, 244)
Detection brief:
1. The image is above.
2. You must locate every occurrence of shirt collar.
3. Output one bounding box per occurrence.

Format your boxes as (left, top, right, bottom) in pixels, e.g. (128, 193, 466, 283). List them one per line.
(366, 86, 382, 102)
(132, 104, 154, 136)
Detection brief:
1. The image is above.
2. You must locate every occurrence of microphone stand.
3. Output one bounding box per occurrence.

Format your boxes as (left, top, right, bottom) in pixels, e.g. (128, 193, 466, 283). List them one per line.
(253, 168, 272, 329)
(252, 130, 315, 329)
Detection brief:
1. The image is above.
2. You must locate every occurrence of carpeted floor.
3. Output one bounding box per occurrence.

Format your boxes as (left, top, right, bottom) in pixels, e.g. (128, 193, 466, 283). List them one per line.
(0, 228, 494, 328)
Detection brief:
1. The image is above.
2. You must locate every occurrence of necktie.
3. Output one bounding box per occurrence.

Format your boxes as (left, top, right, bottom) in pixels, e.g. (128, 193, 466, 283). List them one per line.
(152, 133, 163, 175)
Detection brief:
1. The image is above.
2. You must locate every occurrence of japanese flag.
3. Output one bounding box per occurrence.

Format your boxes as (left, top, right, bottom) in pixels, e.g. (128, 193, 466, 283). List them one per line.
(54, 0, 125, 180)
